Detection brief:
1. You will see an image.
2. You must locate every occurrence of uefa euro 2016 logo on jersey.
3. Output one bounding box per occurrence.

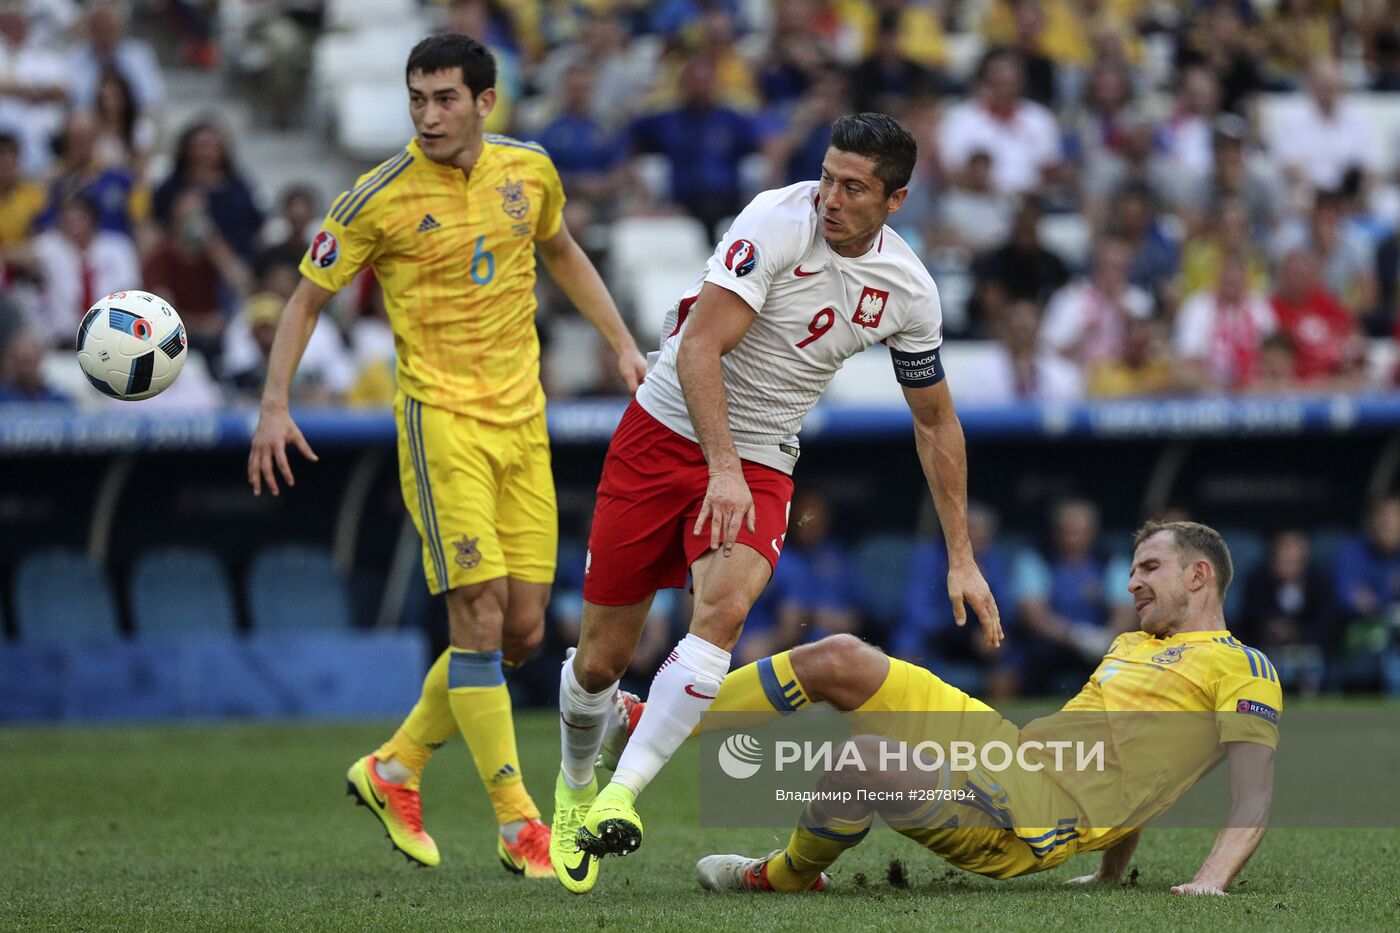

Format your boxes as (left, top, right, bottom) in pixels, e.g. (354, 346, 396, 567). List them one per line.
(497, 178, 530, 219)
(1152, 645, 1191, 664)
(310, 230, 339, 268)
(725, 239, 758, 277)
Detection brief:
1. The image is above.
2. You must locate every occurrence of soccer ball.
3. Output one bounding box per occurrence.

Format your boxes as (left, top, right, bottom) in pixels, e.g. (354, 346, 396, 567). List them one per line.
(76, 290, 187, 401)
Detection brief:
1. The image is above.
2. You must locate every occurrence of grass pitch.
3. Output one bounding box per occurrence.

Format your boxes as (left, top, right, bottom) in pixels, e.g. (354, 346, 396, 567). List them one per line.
(4, 714, 1397, 931)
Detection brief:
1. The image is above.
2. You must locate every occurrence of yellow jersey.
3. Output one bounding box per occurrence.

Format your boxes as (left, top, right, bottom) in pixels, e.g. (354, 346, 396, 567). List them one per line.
(1023, 629, 1283, 851)
(300, 135, 566, 424)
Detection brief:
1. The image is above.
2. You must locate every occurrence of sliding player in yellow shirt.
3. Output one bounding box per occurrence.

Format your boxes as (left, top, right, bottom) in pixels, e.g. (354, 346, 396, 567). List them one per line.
(247, 34, 646, 877)
(612, 521, 1279, 894)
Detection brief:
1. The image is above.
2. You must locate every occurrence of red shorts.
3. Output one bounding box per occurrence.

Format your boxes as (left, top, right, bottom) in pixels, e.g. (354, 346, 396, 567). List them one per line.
(583, 401, 795, 606)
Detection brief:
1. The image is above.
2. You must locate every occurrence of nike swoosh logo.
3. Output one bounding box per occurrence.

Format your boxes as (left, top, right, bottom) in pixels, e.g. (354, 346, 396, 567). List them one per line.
(793, 266, 821, 277)
(565, 851, 592, 881)
(684, 684, 717, 700)
(560, 713, 589, 730)
(368, 781, 387, 808)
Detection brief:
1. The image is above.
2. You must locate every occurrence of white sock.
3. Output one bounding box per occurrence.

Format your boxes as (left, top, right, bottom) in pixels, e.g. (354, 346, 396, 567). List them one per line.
(612, 633, 730, 798)
(559, 649, 617, 789)
(374, 757, 413, 784)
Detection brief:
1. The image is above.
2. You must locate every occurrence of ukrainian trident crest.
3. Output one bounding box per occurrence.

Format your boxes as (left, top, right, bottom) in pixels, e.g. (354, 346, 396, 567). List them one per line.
(497, 178, 530, 219)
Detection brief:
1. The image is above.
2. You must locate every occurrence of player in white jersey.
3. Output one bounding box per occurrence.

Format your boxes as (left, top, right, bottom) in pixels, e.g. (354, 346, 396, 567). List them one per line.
(549, 114, 1003, 893)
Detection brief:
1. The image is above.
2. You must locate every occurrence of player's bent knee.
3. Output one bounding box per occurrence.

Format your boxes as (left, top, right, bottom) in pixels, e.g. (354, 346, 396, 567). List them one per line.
(573, 645, 629, 691)
(502, 620, 544, 664)
(791, 634, 888, 707)
(692, 593, 754, 640)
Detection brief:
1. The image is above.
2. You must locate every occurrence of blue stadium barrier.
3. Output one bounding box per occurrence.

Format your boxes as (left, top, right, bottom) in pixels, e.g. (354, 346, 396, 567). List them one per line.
(246, 544, 352, 632)
(129, 546, 238, 637)
(0, 632, 425, 722)
(13, 548, 120, 642)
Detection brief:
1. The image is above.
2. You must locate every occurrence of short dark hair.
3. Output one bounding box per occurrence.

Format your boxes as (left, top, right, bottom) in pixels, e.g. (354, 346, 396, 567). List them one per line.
(0, 131, 18, 156)
(1133, 520, 1233, 602)
(829, 112, 917, 196)
(407, 33, 496, 98)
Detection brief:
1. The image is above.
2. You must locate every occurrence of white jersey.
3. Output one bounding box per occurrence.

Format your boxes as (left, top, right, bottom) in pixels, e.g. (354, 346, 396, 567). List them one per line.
(635, 181, 946, 474)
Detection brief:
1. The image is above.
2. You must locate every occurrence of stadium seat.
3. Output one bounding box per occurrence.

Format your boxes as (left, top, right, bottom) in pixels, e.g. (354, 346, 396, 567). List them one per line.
(854, 533, 918, 633)
(129, 547, 238, 638)
(325, 0, 419, 28)
(607, 216, 711, 344)
(337, 80, 417, 161)
(12, 548, 120, 642)
(246, 545, 353, 632)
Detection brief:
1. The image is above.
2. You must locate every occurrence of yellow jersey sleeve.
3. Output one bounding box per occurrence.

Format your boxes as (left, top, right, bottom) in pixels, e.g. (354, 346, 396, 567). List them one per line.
(1211, 644, 1283, 749)
(299, 151, 410, 292)
(533, 152, 566, 242)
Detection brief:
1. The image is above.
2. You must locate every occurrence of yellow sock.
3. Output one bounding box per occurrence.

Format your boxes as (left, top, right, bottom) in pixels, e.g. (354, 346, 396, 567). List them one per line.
(766, 804, 872, 891)
(447, 648, 540, 825)
(694, 651, 809, 736)
(374, 650, 456, 790)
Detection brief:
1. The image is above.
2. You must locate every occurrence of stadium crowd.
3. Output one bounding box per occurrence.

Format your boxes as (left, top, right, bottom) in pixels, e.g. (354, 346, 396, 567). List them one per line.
(0, 0, 1399, 697)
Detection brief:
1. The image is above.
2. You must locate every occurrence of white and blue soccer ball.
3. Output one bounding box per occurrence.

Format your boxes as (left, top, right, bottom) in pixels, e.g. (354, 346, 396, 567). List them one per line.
(76, 290, 186, 401)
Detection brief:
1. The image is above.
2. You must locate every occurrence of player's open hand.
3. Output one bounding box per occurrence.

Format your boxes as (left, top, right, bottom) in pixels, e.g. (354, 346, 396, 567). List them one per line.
(694, 466, 755, 557)
(616, 345, 648, 394)
(947, 558, 1003, 648)
(1170, 882, 1228, 896)
(248, 406, 319, 497)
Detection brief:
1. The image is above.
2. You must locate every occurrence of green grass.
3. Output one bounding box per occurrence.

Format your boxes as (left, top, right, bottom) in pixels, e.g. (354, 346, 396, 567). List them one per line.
(4, 714, 1398, 931)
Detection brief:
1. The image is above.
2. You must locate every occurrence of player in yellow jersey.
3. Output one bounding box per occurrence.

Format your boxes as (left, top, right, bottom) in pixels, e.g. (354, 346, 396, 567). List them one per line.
(612, 521, 1277, 894)
(246, 34, 647, 877)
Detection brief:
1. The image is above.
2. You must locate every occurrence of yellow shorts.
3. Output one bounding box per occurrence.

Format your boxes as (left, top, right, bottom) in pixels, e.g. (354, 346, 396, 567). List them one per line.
(395, 392, 557, 594)
(854, 659, 1089, 880)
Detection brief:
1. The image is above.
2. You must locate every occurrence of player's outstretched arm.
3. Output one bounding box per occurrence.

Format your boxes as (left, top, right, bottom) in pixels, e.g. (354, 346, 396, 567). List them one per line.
(677, 282, 758, 556)
(536, 219, 647, 392)
(247, 278, 333, 496)
(901, 381, 1002, 647)
(1172, 742, 1275, 895)
(1065, 830, 1140, 884)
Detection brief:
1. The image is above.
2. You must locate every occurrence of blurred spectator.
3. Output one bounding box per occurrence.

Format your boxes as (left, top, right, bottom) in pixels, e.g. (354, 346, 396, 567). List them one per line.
(1331, 496, 1400, 693)
(629, 56, 760, 240)
(981, 0, 1091, 75)
(1363, 0, 1400, 91)
(343, 272, 396, 408)
(953, 298, 1083, 403)
(1240, 529, 1331, 695)
(1086, 317, 1179, 397)
(536, 12, 651, 126)
(1000, 0, 1060, 107)
(36, 109, 144, 238)
(66, 0, 164, 114)
(1015, 499, 1135, 695)
(92, 66, 156, 176)
(0, 130, 43, 253)
(937, 50, 1064, 196)
(1271, 59, 1381, 198)
(153, 121, 263, 263)
(1067, 59, 1137, 184)
(165, 0, 220, 70)
(895, 501, 1022, 700)
(142, 187, 252, 365)
(1040, 237, 1154, 369)
(255, 184, 319, 274)
(763, 70, 851, 188)
(1251, 332, 1301, 394)
(1182, 0, 1262, 115)
(927, 150, 1015, 254)
(1173, 252, 1278, 392)
(442, 0, 522, 134)
(0, 1, 67, 178)
(848, 0, 947, 75)
(1270, 248, 1366, 387)
(222, 292, 352, 406)
(1263, 0, 1337, 88)
(1178, 196, 1269, 298)
(28, 193, 139, 347)
(1181, 114, 1279, 240)
(754, 0, 833, 108)
(1274, 188, 1378, 317)
(651, 8, 759, 113)
(850, 8, 940, 113)
(1160, 65, 1221, 183)
(536, 64, 627, 219)
(969, 196, 1070, 337)
(0, 324, 68, 402)
(1105, 182, 1179, 296)
(1082, 113, 1181, 230)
